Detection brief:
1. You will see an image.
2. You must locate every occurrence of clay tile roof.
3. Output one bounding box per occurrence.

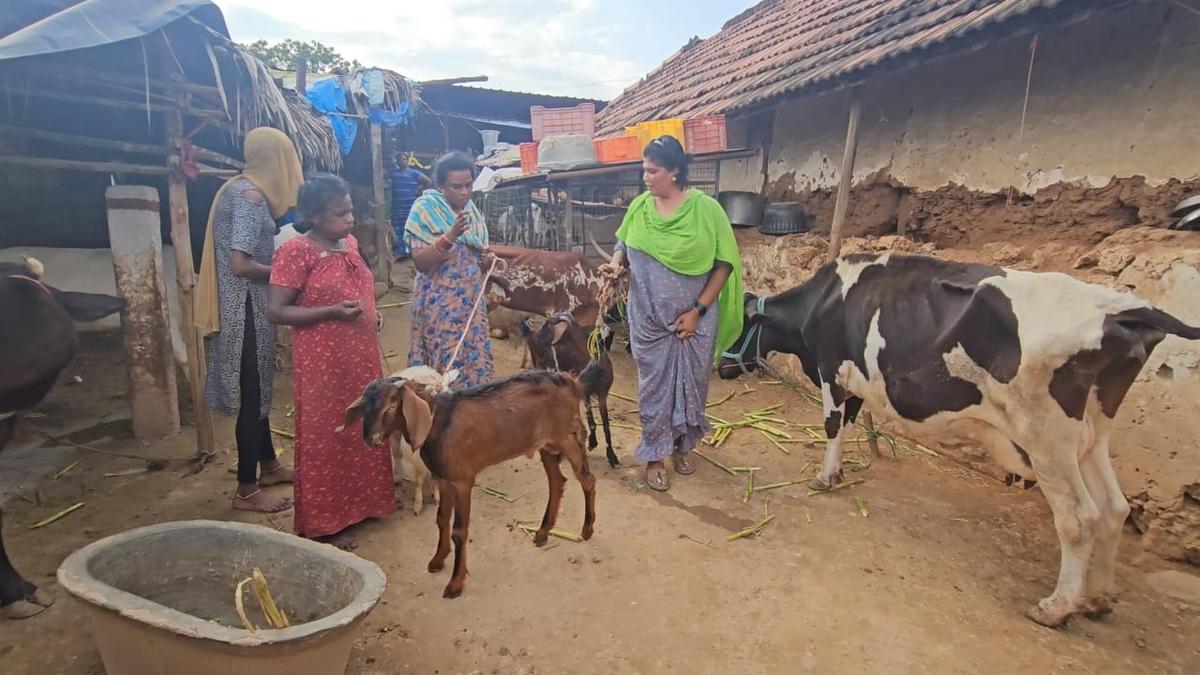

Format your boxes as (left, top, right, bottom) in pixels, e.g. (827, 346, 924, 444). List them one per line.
(596, 0, 1116, 135)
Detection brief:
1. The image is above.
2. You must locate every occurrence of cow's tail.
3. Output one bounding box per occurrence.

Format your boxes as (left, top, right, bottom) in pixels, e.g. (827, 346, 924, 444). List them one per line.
(1118, 307, 1200, 341)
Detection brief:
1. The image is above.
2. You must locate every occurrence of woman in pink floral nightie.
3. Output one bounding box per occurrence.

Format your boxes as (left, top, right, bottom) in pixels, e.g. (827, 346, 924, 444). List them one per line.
(269, 174, 395, 549)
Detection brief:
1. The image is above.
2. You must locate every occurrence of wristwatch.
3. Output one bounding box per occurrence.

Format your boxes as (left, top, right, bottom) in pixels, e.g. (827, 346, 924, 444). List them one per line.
(692, 299, 708, 316)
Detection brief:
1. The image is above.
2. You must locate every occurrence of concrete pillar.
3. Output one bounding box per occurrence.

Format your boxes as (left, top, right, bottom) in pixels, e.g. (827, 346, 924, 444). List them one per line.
(106, 185, 181, 438)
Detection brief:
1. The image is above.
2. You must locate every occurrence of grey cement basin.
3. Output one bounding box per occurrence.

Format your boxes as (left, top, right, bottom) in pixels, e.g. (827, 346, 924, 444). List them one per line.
(57, 520, 387, 675)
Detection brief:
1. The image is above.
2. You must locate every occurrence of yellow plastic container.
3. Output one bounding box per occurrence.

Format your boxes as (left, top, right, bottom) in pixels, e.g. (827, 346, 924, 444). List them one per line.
(625, 118, 686, 152)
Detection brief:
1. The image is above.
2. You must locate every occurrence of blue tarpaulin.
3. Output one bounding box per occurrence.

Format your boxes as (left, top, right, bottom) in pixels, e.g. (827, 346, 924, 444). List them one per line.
(306, 77, 358, 155)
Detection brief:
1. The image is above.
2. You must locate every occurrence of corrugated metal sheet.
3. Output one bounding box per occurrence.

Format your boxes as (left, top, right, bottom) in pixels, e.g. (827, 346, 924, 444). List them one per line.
(596, 0, 1119, 134)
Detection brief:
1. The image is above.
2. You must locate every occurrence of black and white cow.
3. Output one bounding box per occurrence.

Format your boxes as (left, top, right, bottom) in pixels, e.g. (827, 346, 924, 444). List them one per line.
(1, 257, 123, 620)
(717, 253, 1200, 628)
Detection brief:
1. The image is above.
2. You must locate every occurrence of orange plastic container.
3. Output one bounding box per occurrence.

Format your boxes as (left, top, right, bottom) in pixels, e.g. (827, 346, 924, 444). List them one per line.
(530, 103, 596, 141)
(625, 118, 685, 152)
(684, 115, 727, 154)
(592, 135, 641, 164)
(519, 142, 539, 173)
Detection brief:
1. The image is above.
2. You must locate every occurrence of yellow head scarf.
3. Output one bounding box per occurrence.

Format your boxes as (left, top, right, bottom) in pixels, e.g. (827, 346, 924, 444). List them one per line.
(194, 127, 303, 335)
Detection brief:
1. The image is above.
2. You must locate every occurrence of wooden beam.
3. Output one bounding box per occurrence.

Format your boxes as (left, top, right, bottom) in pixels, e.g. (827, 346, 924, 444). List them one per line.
(166, 110, 216, 458)
(192, 145, 245, 169)
(0, 154, 236, 176)
(21, 88, 226, 120)
(827, 96, 861, 264)
(0, 124, 166, 155)
(28, 64, 224, 99)
(369, 123, 393, 285)
(296, 57, 308, 96)
(418, 75, 489, 86)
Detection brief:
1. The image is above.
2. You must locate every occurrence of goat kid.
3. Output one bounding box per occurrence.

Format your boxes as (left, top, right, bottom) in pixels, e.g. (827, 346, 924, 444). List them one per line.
(346, 368, 603, 599)
(342, 365, 451, 515)
(518, 312, 619, 467)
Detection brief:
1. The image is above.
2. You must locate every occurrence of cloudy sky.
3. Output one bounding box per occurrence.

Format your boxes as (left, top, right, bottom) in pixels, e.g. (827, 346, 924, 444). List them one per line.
(217, 0, 755, 100)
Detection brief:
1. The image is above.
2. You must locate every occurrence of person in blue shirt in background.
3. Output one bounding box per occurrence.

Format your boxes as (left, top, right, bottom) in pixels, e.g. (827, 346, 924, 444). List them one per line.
(389, 152, 432, 260)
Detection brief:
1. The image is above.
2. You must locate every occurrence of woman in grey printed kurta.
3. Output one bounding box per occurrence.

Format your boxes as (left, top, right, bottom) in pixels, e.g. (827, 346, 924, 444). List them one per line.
(197, 127, 305, 513)
(603, 136, 744, 491)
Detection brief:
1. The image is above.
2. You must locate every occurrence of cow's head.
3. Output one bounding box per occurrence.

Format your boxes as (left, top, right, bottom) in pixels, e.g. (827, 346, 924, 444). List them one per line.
(339, 377, 433, 449)
(2, 257, 124, 322)
(717, 293, 771, 379)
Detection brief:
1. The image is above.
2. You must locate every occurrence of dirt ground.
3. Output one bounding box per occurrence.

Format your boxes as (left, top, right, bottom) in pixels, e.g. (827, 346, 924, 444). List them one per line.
(2, 269, 1200, 675)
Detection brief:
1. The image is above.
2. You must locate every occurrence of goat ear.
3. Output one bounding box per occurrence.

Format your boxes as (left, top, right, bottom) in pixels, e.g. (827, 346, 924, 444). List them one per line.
(337, 396, 366, 433)
(551, 320, 570, 345)
(398, 383, 433, 449)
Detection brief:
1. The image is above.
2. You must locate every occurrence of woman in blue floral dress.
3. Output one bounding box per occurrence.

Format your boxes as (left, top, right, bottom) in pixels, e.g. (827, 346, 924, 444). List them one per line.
(405, 152, 494, 387)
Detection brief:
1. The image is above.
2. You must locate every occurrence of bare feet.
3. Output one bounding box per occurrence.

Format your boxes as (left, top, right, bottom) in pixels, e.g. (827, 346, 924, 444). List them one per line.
(232, 487, 292, 513)
(259, 462, 294, 486)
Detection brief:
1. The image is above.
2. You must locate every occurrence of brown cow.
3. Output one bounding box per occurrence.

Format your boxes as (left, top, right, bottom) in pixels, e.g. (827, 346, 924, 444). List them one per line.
(1, 257, 123, 620)
(484, 243, 610, 327)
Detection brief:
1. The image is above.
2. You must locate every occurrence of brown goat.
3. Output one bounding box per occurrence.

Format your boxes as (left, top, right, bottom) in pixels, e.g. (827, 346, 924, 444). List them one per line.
(518, 312, 618, 468)
(343, 369, 600, 598)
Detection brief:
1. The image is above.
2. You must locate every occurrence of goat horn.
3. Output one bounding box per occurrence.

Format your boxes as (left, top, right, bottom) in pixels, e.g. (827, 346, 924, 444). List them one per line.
(587, 231, 613, 262)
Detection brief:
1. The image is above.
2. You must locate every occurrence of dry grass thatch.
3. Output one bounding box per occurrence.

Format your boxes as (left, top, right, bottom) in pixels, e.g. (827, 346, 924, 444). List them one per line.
(224, 44, 343, 170)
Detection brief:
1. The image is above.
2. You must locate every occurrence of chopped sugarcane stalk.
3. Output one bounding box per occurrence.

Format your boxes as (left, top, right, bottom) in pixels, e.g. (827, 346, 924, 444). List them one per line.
(761, 432, 791, 455)
(706, 391, 735, 407)
(727, 514, 776, 541)
(516, 523, 583, 542)
(751, 479, 806, 492)
(269, 427, 295, 439)
(742, 469, 756, 503)
(251, 568, 290, 629)
(611, 392, 638, 404)
(693, 449, 737, 477)
(235, 578, 257, 632)
(808, 478, 866, 496)
(28, 502, 84, 529)
(53, 461, 80, 480)
(751, 423, 791, 439)
(854, 497, 869, 518)
(729, 466, 763, 473)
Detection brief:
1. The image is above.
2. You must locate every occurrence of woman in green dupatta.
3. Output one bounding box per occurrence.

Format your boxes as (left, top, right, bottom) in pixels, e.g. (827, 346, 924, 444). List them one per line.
(600, 136, 744, 491)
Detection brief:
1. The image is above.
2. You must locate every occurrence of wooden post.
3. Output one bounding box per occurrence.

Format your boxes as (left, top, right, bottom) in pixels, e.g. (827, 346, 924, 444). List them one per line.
(827, 96, 862, 264)
(296, 57, 308, 96)
(166, 108, 216, 457)
(106, 186, 181, 439)
(826, 95, 882, 457)
(369, 122, 393, 286)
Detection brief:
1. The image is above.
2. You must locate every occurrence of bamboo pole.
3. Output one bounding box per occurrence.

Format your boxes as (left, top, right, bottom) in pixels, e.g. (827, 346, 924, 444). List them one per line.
(166, 108, 216, 457)
(827, 96, 861, 265)
(826, 94, 882, 457)
(369, 122, 393, 286)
